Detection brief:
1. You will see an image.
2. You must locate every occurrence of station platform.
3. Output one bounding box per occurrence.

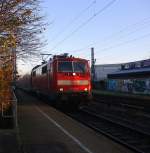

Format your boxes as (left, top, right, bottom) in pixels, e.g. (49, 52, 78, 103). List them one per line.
(0, 129, 19, 153)
(17, 90, 134, 153)
(0, 90, 134, 153)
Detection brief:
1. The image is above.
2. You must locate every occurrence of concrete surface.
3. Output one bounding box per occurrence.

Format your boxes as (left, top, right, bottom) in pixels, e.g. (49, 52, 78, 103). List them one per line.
(0, 129, 20, 153)
(17, 90, 134, 153)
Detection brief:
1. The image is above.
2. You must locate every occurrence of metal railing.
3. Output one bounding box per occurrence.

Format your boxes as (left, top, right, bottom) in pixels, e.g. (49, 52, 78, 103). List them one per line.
(1, 88, 17, 128)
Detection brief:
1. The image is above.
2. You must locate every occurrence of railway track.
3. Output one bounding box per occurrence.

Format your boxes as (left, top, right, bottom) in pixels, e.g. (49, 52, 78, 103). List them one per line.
(83, 101, 150, 135)
(67, 108, 150, 153)
(92, 94, 150, 134)
(93, 94, 150, 113)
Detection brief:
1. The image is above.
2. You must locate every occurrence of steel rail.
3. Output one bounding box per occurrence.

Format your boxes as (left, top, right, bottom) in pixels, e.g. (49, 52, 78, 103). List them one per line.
(67, 108, 150, 153)
(93, 93, 150, 113)
(84, 105, 150, 135)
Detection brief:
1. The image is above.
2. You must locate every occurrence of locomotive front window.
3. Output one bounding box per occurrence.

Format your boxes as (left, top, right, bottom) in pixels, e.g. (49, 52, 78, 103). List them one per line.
(58, 61, 73, 72)
(73, 62, 86, 73)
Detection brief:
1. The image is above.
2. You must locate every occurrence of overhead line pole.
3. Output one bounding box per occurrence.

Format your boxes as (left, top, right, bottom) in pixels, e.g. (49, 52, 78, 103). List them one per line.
(91, 47, 96, 82)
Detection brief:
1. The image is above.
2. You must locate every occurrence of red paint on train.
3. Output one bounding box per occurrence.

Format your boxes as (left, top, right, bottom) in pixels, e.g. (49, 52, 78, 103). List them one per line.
(30, 54, 91, 106)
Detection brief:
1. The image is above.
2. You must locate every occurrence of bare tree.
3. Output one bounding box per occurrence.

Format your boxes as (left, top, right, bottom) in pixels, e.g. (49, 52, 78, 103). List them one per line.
(0, 0, 46, 59)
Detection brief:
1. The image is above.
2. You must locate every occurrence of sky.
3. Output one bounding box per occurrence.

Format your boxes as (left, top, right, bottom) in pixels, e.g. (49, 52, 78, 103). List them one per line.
(18, 0, 150, 75)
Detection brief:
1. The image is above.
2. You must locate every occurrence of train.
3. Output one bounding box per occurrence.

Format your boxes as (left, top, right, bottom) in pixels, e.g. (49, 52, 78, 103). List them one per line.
(18, 53, 92, 109)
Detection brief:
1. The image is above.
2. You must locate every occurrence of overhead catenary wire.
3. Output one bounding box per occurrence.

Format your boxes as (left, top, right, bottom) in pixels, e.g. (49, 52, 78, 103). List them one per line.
(83, 32, 150, 59)
(94, 49, 150, 65)
(97, 33, 150, 52)
(95, 49, 150, 62)
(92, 32, 150, 62)
(85, 25, 150, 57)
(72, 32, 150, 62)
(49, 0, 96, 43)
(50, 0, 117, 53)
(68, 16, 150, 54)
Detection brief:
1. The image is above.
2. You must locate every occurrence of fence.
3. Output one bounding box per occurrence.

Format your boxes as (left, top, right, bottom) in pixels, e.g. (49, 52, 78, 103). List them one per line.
(1, 88, 17, 128)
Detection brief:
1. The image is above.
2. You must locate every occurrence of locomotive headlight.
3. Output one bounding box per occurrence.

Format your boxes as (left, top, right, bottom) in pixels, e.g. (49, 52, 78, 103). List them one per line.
(84, 88, 88, 91)
(59, 88, 63, 91)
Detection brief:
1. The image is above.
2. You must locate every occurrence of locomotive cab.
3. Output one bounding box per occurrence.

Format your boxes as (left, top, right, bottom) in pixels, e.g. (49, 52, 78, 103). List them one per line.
(54, 56, 91, 103)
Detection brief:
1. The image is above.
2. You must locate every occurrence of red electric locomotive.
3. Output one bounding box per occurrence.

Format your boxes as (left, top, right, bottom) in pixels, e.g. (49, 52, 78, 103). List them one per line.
(31, 53, 92, 108)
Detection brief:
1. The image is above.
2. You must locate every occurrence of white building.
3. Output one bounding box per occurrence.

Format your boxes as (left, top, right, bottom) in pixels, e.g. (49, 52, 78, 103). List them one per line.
(94, 64, 122, 81)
